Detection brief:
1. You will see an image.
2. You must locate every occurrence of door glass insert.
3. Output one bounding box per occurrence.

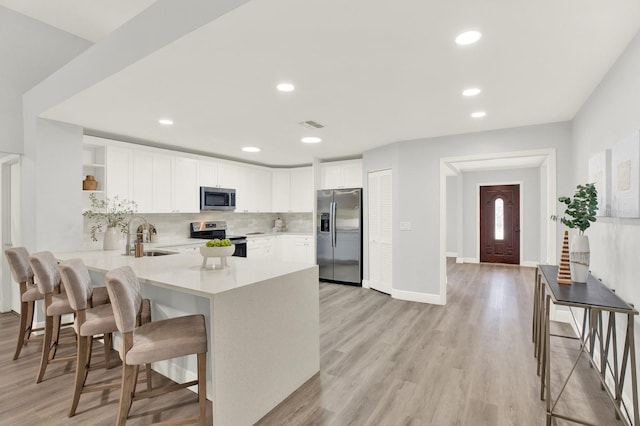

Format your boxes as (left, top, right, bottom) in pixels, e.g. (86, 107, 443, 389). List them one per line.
(495, 198, 504, 240)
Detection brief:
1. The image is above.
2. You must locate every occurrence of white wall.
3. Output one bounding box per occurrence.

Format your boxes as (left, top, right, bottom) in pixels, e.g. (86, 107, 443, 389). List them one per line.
(363, 121, 572, 298)
(446, 175, 457, 255)
(461, 167, 541, 265)
(0, 7, 90, 154)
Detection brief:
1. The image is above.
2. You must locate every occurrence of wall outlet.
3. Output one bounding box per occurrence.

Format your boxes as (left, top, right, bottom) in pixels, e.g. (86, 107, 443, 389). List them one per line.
(399, 221, 412, 231)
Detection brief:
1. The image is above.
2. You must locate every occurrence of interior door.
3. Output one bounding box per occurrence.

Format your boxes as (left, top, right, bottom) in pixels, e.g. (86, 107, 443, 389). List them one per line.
(480, 184, 520, 264)
(368, 170, 392, 294)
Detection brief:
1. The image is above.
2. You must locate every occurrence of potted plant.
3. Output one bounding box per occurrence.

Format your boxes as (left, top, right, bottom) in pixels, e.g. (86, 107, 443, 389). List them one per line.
(83, 193, 138, 250)
(553, 183, 598, 283)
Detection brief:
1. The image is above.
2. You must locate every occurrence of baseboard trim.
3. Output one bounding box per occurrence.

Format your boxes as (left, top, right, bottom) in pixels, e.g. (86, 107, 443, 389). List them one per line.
(392, 289, 445, 305)
(552, 308, 574, 326)
(446, 252, 457, 258)
(463, 257, 479, 264)
(362, 279, 371, 289)
(521, 261, 538, 268)
(456, 257, 464, 264)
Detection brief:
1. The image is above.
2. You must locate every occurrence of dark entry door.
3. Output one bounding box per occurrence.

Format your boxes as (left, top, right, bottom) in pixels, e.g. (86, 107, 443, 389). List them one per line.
(480, 184, 520, 265)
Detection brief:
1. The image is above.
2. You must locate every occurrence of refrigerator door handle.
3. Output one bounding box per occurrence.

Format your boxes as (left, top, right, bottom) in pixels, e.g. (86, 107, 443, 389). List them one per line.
(330, 201, 336, 247)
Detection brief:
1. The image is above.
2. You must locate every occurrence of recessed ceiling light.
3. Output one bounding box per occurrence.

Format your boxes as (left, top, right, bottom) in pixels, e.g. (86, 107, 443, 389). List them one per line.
(455, 31, 482, 45)
(301, 137, 322, 144)
(158, 118, 174, 125)
(462, 88, 481, 97)
(277, 83, 295, 92)
(471, 111, 487, 118)
(242, 146, 261, 153)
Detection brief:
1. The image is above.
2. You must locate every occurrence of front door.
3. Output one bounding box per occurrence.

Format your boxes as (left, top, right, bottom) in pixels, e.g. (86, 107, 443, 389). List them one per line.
(480, 184, 520, 265)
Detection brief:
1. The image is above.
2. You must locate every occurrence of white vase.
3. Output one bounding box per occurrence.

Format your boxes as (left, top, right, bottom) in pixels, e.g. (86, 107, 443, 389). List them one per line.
(103, 227, 120, 251)
(569, 234, 590, 283)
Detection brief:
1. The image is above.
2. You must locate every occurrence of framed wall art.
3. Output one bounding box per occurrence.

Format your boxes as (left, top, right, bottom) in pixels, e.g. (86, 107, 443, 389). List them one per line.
(611, 131, 640, 218)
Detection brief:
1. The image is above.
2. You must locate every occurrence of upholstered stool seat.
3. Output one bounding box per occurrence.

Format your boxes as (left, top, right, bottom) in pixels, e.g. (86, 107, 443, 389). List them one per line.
(4, 247, 44, 360)
(22, 283, 43, 302)
(127, 315, 207, 365)
(75, 303, 117, 336)
(106, 265, 208, 426)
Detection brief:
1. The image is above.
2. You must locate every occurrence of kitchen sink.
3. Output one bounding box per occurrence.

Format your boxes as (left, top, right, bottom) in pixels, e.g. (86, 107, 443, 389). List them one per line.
(122, 250, 178, 257)
(143, 250, 178, 257)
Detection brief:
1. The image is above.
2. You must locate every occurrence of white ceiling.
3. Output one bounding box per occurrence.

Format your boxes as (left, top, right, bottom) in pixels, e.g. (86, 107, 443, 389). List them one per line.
(0, 0, 156, 42)
(5, 0, 640, 167)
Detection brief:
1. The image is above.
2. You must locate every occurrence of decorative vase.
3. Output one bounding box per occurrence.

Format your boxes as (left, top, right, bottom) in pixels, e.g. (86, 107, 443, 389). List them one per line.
(83, 175, 98, 190)
(557, 230, 571, 284)
(103, 227, 120, 250)
(569, 234, 590, 283)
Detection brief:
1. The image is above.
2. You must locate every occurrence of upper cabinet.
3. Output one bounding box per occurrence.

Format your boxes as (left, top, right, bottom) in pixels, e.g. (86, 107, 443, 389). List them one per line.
(99, 139, 199, 213)
(88, 136, 319, 215)
(319, 159, 363, 189)
(271, 167, 313, 213)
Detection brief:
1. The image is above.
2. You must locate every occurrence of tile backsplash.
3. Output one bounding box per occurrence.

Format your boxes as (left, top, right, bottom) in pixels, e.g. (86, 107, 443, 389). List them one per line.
(83, 211, 313, 248)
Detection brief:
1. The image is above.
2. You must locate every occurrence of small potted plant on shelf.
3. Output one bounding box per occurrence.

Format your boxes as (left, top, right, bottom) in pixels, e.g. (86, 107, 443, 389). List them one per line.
(83, 193, 138, 250)
(552, 183, 598, 283)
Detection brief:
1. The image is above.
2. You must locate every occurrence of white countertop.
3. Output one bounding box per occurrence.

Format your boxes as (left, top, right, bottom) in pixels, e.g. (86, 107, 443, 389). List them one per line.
(55, 249, 317, 298)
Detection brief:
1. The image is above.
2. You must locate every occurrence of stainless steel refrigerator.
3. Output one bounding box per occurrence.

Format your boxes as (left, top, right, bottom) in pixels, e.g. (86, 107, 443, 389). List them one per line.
(317, 188, 362, 285)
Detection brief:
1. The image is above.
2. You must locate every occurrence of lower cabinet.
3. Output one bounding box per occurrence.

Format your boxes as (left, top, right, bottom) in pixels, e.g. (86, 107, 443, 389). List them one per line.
(247, 236, 277, 259)
(248, 235, 314, 263)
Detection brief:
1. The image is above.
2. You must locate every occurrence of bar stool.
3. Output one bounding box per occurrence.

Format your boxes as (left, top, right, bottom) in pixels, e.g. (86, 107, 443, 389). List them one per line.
(29, 251, 109, 383)
(105, 266, 208, 426)
(4, 247, 44, 359)
(60, 258, 152, 417)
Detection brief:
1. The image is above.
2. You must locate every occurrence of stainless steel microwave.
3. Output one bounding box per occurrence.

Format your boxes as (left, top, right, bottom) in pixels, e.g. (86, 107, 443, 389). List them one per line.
(200, 187, 236, 211)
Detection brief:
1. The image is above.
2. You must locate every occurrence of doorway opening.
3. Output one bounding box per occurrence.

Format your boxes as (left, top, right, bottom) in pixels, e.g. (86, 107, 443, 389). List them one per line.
(479, 184, 520, 264)
(1, 154, 20, 313)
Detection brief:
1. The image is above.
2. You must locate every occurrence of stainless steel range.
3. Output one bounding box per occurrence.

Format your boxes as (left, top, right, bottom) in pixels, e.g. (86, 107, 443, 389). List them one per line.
(189, 221, 247, 257)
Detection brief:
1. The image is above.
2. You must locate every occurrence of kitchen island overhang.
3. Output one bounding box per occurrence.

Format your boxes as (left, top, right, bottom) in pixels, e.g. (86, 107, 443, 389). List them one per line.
(55, 250, 320, 426)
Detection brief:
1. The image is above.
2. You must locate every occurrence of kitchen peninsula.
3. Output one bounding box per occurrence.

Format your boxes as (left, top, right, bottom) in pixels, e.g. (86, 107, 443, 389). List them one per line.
(54, 249, 320, 426)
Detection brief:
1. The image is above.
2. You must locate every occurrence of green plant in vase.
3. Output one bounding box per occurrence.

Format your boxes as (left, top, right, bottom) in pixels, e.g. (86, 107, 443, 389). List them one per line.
(83, 193, 137, 248)
(552, 183, 598, 283)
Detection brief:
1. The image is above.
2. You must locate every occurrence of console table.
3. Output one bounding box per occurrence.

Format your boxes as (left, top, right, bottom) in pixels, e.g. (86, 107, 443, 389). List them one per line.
(533, 265, 639, 425)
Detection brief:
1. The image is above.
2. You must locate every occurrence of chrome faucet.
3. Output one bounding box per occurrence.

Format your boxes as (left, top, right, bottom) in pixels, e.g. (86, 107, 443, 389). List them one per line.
(125, 216, 148, 256)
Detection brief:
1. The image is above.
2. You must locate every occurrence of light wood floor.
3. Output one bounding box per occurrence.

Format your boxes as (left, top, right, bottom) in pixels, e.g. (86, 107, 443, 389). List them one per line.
(0, 260, 625, 425)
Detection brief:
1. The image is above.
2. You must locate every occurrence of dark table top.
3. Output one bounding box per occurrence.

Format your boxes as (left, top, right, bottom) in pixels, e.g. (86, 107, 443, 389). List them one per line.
(538, 265, 637, 313)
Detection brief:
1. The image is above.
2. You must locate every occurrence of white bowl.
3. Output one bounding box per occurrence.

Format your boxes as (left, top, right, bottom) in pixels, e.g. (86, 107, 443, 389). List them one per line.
(200, 245, 235, 258)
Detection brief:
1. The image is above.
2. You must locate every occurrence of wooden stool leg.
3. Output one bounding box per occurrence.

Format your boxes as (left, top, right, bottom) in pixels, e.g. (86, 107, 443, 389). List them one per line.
(104, 333, 112, 368)
(145, 363, 152, 391)
(36, 315, 54, 383)
(14, 300, 29, 360)
(69, 335, 90, 416)
(25, 300, 35, 340)
(198, 352, 207, 426)
(117, 363, 137, 426)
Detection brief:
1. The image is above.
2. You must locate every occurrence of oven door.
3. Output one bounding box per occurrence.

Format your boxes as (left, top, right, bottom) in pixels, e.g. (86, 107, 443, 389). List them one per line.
(231, 239, 247, 257)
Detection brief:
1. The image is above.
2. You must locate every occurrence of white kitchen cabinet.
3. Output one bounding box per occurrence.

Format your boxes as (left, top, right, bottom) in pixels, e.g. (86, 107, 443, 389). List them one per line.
(290, 167, 313, 212)
(106, 145, 132, 201)
(319, 159, 362, 189)
(131, 150, 154, 213)
(271, 167, 312, 213)
(217, 162, 242, 189)
(280, 235, 314, 263)
(198, 161, 218, 188)
(271, 170, 291, 212)
(151, 153, 173, 213)
(173, 157, 199, 213)
(247, 236, 277, 259)
(252, 168, 272, 212)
